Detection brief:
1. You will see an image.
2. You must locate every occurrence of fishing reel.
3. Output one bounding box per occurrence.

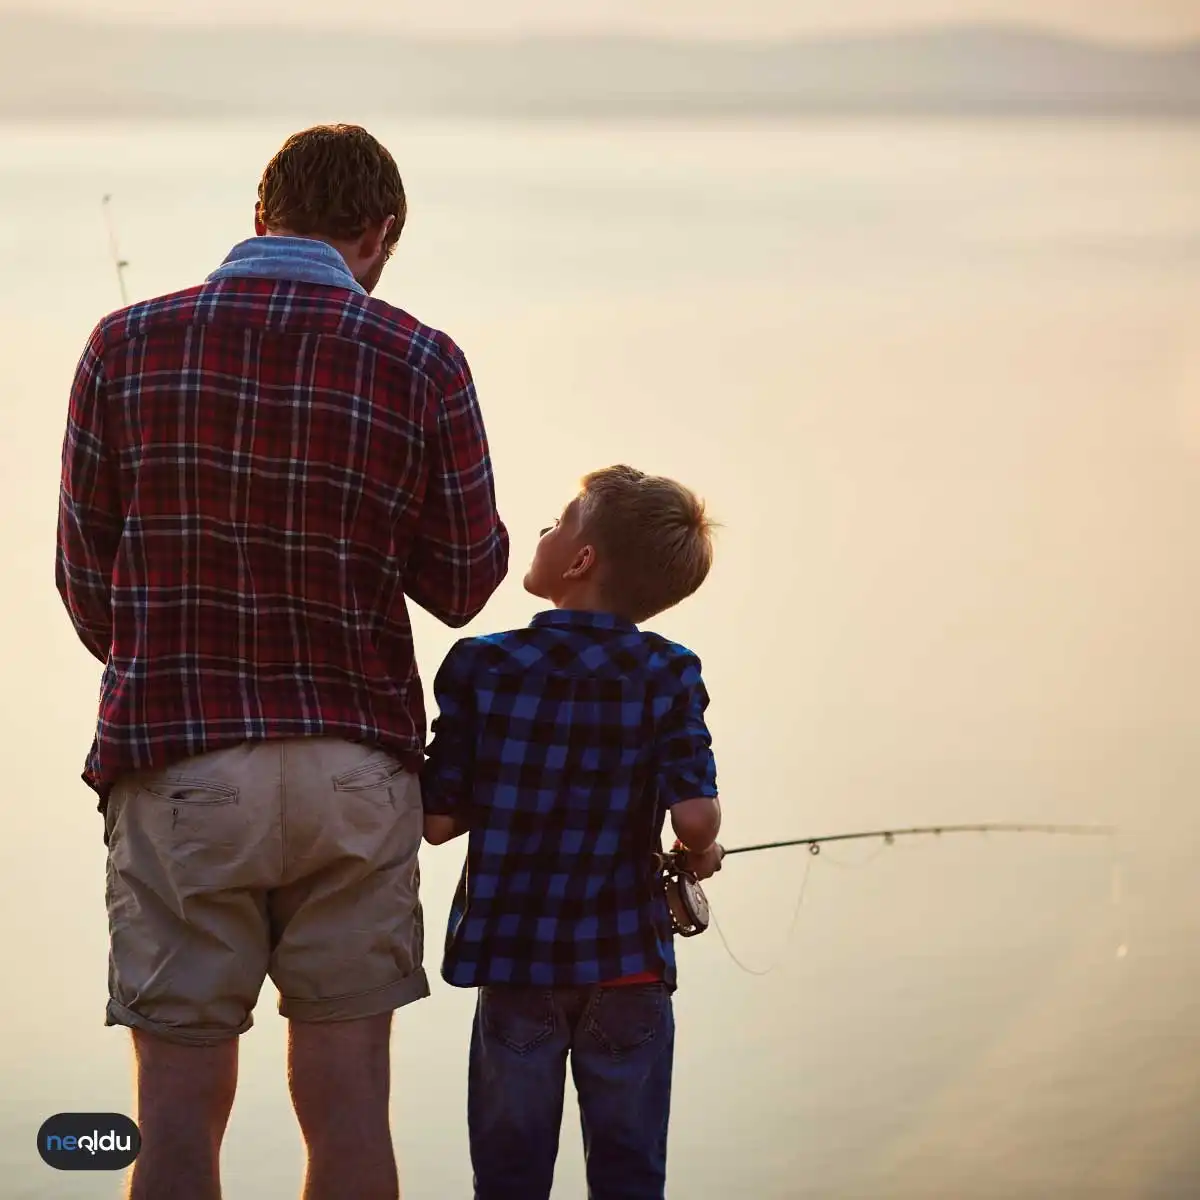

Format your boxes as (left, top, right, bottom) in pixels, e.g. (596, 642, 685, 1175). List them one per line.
(656, 847, 713, 938)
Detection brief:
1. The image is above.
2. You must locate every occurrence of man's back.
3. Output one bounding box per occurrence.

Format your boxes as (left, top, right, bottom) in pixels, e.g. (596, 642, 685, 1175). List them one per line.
(58, 273, 508, 795)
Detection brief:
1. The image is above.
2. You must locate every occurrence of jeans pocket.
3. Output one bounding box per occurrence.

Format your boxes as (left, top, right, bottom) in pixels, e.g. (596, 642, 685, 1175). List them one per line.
(481, 986, 557, 1054)
(584, 985, 669, 1058)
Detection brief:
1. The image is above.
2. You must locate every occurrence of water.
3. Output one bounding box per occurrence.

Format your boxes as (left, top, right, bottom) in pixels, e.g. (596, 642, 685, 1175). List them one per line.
(1, 116, 1198, 1198)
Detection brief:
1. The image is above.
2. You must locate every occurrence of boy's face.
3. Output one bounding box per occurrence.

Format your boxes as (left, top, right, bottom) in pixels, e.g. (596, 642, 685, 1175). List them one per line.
(523, 495, 596, 603)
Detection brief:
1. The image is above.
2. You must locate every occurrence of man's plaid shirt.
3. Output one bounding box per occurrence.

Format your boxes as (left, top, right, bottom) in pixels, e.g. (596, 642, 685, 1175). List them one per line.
(422, 610, 719, 989)
(57, 270, 508, 802)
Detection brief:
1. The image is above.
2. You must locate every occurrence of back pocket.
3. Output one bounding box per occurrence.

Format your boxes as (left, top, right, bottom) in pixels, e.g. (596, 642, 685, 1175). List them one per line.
(584, 985, 668, 1057)
(140, 776, 239, 806)
(333, 755, 407, 794)
(481, 987, 557, 1054)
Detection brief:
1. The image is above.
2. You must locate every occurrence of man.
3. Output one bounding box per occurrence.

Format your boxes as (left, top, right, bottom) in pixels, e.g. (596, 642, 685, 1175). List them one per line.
(56, 124, 509, 1200)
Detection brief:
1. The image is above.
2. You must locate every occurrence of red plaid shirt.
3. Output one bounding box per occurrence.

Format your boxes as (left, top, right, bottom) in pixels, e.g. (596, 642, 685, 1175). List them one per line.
(57, 274, 508, 803)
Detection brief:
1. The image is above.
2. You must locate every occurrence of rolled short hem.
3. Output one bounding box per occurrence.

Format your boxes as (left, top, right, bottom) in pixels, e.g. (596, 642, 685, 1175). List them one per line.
(279, 968, 431, 1023)
(105, 999, 254, 1046)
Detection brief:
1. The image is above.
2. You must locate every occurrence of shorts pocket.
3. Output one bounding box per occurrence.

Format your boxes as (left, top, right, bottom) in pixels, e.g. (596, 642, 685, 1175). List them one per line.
(333, 755, 407, 793)
(585, 985, 668, 1057)
(140, 776, 239, 806)
(481, 987, 557, 1054)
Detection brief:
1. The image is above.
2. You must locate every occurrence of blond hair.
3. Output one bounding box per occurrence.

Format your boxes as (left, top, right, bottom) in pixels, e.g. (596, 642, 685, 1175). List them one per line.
(578, 465, 715, 623)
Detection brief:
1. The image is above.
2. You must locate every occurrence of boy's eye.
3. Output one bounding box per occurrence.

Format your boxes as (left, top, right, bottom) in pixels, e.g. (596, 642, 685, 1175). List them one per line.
(539, 519, 559, 537)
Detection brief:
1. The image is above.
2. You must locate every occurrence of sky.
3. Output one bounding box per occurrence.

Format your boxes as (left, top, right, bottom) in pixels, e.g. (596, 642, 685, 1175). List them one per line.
(2, 0, 1199, 43)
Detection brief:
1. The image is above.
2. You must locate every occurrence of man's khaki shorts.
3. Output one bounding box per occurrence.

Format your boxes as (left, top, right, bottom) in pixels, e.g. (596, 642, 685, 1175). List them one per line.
(103, 738, 429, 1046)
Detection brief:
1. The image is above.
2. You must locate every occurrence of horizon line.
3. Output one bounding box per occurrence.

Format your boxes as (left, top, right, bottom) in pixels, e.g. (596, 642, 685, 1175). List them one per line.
(2, 12, 1199, 54)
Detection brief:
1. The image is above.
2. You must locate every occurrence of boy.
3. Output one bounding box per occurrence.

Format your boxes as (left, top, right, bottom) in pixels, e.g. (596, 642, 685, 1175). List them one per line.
(422, 465, 723, 1200)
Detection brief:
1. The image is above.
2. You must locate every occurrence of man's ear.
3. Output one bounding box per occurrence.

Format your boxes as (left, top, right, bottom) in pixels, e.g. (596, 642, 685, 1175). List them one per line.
(361, 216, 396, 261)
(563, 544, 596, 580)
(254, 202, 267, 237)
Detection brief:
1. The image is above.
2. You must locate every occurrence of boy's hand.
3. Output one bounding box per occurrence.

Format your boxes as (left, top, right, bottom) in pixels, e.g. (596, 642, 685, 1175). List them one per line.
(424, 814, 468, 845)
(679, 842, 724, 881)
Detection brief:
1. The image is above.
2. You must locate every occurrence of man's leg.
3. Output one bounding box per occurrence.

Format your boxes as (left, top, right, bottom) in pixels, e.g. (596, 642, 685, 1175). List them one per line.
(272, 743, 431, 1199)
(127, 1030, 239, 1200)
(468, 987, 571, 1200)
(288, 1014, 398, 1200)
(104, 747, 279, 1200)
(572, 985, 675, 1200)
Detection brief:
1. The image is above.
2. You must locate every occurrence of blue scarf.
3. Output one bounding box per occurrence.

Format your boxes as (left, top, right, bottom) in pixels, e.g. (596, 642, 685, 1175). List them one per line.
(207, 235, 366, 294)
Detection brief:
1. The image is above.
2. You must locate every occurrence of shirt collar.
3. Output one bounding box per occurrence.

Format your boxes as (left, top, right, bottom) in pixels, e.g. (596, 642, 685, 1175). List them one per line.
(206, 235, 367, 294)
(530, 609, 638, 633)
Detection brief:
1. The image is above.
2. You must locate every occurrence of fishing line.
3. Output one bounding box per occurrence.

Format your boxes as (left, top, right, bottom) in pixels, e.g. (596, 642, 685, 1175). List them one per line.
(663, 821, 1117, 972)
(1110, 846, 1131, 961)
(708, 853, 815, 977)
(811, 839, 890, 870)
(101, 194, 130, 305)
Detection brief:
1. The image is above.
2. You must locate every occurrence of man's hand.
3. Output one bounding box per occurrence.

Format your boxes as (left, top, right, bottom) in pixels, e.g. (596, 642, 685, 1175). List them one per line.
(679, 842, 724, 881)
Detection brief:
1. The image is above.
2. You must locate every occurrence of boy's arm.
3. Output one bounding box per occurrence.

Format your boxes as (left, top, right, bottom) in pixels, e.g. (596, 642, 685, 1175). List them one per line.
(671, 797, 722, 854)
(423, 813, 467, 845)
(421, 641, 477, 846)
(658, 653, 722, 877)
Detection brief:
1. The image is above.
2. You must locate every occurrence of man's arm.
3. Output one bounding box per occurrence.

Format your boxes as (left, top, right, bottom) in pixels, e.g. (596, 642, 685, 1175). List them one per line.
(56, 325, 122, 664)
(421, 640, 477, 845)
(406, 349, 509, 628)
(658, 653, 723, 878)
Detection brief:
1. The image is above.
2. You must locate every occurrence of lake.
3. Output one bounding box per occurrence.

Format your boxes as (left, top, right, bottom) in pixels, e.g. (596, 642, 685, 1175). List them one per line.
(1, 114, 1197, 1198)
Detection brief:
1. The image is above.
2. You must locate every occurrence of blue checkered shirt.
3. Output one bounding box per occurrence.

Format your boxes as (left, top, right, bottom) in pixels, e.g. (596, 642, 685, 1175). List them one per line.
(422, 609, 718, 989)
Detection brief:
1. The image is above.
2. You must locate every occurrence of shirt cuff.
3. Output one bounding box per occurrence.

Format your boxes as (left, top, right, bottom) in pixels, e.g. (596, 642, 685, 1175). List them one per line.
(658, 779, 719, 807)
(419, 783, 462, 818)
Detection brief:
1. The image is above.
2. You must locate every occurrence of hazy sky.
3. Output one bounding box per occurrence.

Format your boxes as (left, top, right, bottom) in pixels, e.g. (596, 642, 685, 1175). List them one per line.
(3, 0, 1199, 42)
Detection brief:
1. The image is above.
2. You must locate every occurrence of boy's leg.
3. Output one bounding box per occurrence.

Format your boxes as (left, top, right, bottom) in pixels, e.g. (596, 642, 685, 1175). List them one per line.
(469, 986, 572, 1200)
(571, 984, 675, 1200)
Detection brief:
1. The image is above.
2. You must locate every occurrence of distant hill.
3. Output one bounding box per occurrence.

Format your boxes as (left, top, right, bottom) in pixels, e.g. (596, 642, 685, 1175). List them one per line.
(2, 17, 1199, 120)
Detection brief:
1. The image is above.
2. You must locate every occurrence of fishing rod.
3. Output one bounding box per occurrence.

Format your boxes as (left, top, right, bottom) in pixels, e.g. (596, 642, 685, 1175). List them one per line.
(658, 821, 1116, 938)
(101, 194, 130, 305)
(725, 822, 1115, 858)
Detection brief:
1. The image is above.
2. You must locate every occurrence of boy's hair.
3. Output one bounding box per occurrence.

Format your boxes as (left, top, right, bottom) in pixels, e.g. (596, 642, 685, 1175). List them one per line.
(257, 124, 406, 255)
(578, 465, 715, 623)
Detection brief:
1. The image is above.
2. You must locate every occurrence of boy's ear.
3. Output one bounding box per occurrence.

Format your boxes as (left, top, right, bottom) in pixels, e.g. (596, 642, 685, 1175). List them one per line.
(563, 544, 596, 580)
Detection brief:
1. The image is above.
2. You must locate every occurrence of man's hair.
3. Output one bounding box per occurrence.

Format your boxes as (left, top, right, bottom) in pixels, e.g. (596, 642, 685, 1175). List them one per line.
(257, 124, 406, 253)
(578, 466, 715, 623)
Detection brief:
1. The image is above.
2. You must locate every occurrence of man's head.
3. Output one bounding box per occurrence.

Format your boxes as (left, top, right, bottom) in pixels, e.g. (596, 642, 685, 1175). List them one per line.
(524, 466, 715, 623)
(255, 124, 406, 294)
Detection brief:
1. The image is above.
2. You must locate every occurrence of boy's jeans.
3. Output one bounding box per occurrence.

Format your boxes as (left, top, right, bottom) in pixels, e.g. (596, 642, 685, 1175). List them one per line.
(469, 982, 675, 1200)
